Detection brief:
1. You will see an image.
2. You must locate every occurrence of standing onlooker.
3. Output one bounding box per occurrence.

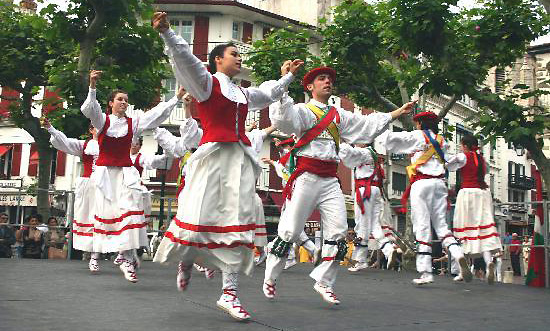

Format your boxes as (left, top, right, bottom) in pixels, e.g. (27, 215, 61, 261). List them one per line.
(522, 235, 531, 276)
(16, 215, 44, 259)
(509, 233, 522, 276)
(44, 217, 66, 259)
(0, 213, 15, 258)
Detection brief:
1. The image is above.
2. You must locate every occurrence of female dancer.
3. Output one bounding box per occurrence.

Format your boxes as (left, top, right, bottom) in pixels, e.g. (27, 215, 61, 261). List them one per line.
(43, 118, 100, 272)
(451, 134, 502, 284)
(81, 70, 182, 282)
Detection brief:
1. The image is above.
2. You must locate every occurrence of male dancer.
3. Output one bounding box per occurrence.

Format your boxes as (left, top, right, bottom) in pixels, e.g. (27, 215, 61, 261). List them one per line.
(338, 142, 397, 272)
(264, 66, 415, 304)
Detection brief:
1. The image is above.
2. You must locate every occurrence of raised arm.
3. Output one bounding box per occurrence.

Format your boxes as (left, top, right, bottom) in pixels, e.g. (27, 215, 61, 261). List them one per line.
(139, 153, 173, 170)
(153, 12, 213, 102)
(153, 118, 202, 158)
(43, 119, 84, 157)
(385, 130, 424, 154)
(269, 93, 309, 136)
(338, 143, 373, 169)
(81, 70, 106, 132)
(446, 152, 467, 172)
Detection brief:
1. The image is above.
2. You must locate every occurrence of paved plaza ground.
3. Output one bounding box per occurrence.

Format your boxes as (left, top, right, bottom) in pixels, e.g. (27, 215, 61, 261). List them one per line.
(1, 259, 549, 331)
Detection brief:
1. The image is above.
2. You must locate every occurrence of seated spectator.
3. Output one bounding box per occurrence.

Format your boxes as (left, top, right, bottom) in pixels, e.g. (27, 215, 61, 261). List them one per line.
(44, 217, 66, 259)
(0, 213, 15, 258)
(16, 214, 44, 259)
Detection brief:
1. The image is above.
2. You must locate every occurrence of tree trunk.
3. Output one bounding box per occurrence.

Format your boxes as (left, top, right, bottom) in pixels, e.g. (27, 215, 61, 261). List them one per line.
(36, 143, 53, 218)
(524, 136, 550, 196)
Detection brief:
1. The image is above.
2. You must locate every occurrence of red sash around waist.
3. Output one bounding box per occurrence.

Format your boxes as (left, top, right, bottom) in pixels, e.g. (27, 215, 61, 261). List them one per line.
(282, 156, 338, 201)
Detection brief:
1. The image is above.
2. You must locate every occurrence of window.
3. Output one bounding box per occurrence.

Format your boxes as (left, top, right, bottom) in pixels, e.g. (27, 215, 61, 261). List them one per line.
(163, 78, 177, 102)
(495, 68, 506, 93)
(170, 19, 193, 43)
(232, 21, 241, 40)
(392, 172, 407, 195)
(455, 124, 471, 150)
(489, 141, 494, 161)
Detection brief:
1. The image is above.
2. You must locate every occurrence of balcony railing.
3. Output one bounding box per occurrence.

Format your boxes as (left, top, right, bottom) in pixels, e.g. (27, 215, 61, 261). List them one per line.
(508, 174, 535, 190)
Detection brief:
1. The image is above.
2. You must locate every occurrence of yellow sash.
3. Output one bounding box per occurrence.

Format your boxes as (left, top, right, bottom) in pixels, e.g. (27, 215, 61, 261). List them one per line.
(177, 151, 192, 187)
(406, 133, 445, 179)
(306, 103, 340, 151)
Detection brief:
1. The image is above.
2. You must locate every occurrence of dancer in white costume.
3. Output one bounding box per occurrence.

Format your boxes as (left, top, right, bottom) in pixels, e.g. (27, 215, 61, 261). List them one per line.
(450, 134, 502, 284)
(338, 142, 397, 272)
(262, 138, 317, 269)
(264, 66, 414, 305)
(245, 123, 277, 266)
(112, 136, 174, 268)
(42, 119, 100, 272)
(152, 12, 299, 321)
(81, 70, 181, 283)
(385, 111, 472, 285)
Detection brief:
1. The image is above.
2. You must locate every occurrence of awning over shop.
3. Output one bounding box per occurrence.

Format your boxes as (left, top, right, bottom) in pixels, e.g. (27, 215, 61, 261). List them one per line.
(0, 127, 34, 144)
(0, 144, 12, 157)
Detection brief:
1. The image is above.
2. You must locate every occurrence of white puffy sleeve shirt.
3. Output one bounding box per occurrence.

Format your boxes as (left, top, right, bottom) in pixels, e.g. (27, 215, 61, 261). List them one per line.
(47, 125, 84, 157)
(130, 153, 172, 170)
(385, 130, 449, 176)
(153, 118, 203, 158)
(339, 143, 376, 179)
(269, 95, 392, 162)
(80, 88, 179, 141)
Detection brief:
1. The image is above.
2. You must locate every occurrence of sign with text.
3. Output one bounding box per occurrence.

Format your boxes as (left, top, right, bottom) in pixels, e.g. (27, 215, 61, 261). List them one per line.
(0, 194, 36, 206)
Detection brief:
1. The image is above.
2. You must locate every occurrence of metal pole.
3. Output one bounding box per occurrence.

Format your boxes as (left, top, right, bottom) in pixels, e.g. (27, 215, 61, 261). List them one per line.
(167, 198, 172, 227)
(158, 170, 166, 230)
(16, 178, 23, 224)
(66, 191, 74, 261)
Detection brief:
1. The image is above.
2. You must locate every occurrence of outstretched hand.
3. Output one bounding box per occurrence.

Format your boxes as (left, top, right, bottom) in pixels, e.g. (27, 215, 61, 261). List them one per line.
(152, 12, 170, 33)
(281, 59, 304, 76)
(261, 157, 274, 165)
(40, 116, 51, 129)
(390, 100, 417, 119)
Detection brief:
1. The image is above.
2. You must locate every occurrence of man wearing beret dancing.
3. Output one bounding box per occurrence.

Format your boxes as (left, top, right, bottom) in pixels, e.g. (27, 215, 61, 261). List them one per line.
(263, 65, 416, 304)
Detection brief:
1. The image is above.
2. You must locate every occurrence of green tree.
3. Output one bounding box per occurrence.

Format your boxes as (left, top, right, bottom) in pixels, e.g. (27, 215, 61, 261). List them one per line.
(0, 1, 167, 217)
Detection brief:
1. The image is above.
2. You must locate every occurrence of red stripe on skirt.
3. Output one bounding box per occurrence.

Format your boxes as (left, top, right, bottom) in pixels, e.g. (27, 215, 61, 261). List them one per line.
(72, 230, 93, 237)
(73, 221, 94, 227)
(255, 233, 268, 236)
(174, 217, 256, 233)
(164, 231, 254, 249)
(255, 225, 267, 228)
(417, 240, 432, 246)
(452, 223, 497, 232)
(94, 223, 146, 235)
(456, 233, 500, 241)
(95, 210, 145, 224)
(322, 256, 336, 261)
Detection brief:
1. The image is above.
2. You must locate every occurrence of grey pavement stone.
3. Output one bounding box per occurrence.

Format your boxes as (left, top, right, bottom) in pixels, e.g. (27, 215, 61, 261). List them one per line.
(0, 259, 549, 331)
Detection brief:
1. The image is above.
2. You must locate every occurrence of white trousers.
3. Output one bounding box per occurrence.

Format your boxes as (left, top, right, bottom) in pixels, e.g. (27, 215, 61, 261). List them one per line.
(410, 179, 464, 273)
(264, 173, 347, 287)
(351, 187, 393, 263)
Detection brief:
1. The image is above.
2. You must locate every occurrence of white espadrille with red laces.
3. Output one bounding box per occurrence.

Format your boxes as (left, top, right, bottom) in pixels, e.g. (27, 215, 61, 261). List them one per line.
(262, 281, 276, 299)
(119, 260, 138, 283)
(176, 262, 192, 291)
(313, 282, 340, 305)
(204, 268, 215, 279)
(216, 289, 251, 321)
(113, 253, 124, 266)
(89, 258, 100, 273)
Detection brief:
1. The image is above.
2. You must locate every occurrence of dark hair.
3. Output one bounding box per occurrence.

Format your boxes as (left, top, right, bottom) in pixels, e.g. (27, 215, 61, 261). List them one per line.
(0, 212, 8, 218)
(106, 89, 128, 115)
(461, 134, 488, 189)
(208, 43, 236, 74)
(47, 216, 57, 224)
(26, 213, 42, 224)
(418, 118, 439, 134)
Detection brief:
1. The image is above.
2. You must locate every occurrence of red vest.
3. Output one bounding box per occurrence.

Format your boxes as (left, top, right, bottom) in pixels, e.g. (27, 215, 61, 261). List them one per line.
(95, 115, 133, 167)
(132, 153, 143, 176)
(460, 152, 486, 189)
(81, 140, 94, 178)
(197, 77, 251, 146)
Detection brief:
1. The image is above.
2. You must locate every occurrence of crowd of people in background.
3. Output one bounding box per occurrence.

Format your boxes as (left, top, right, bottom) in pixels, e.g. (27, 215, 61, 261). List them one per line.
(0, 213, 69, 260)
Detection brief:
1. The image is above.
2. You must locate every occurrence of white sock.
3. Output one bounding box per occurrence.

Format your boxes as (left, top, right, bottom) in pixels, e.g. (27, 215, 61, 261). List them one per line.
(483, 251, 493, 266)
(91, 252, 100, 260)
(222, 271, 238, 292)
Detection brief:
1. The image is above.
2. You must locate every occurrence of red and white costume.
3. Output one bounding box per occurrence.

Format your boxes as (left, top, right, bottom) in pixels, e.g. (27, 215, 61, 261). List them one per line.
(338, 143, 395, 267)
(81, 89, 179, 255)
(386, 128, 469, 283)
(451, 152, 501, 257)
(153, 29, 293, 277)
(265, 93, 393, 300)
(47, 125, 98, 252)
(246, 128, 269, 247)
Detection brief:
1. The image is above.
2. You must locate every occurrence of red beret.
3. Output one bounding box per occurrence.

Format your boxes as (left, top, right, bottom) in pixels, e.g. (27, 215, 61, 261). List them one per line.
(276, 138, 295, 147)
(302, 67, 336, 91)
(413, 111, 438, 121)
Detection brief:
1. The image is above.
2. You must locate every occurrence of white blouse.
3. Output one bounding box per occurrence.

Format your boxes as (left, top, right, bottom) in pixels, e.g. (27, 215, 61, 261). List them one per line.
(339, 143, 378, 179)
(269, 96, 392, 162)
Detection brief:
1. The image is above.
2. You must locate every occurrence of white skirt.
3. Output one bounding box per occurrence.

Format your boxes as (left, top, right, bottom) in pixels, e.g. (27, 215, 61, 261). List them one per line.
(91, 166, 148, 253)
(253, 193, 267, 247)
(452, 188, 502, 256)
(72, 177, 95, 252)
(154, 143, 256, 275)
